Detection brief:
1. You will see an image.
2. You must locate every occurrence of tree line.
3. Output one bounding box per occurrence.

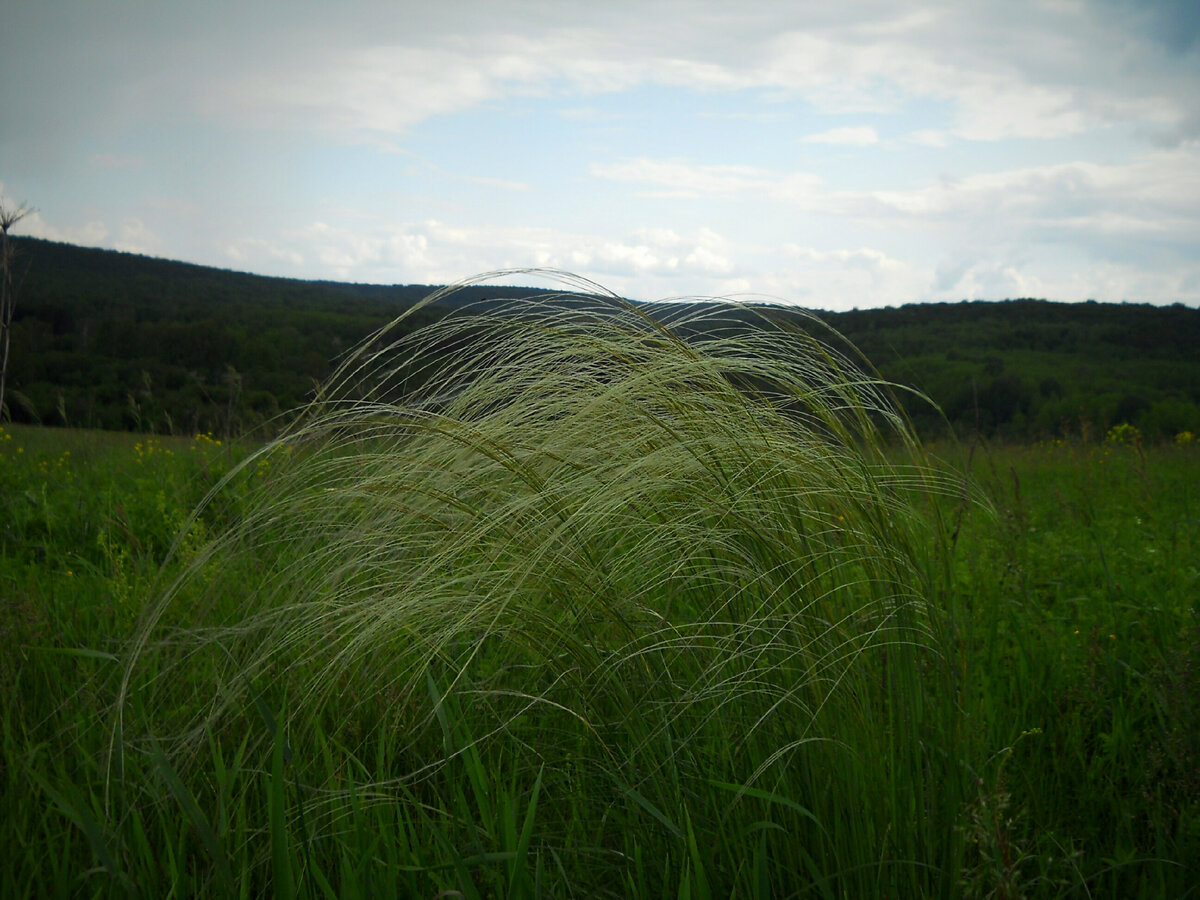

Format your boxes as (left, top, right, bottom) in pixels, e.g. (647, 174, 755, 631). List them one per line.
(5, 237, 1199, 440)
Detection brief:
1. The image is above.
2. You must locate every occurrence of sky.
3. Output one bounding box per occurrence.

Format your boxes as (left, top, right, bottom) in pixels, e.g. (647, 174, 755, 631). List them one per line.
(2, 0, 1200, 309)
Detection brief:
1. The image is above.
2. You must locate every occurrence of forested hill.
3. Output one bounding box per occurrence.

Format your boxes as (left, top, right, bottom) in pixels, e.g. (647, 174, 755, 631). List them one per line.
(4, 239, 550, 435)
(822, 299, 1200, 438)
(6, 237, 1199, 440)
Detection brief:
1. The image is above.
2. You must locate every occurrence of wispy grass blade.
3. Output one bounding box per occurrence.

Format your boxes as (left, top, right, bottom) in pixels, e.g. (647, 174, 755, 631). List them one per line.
(114, 270, 962, 895)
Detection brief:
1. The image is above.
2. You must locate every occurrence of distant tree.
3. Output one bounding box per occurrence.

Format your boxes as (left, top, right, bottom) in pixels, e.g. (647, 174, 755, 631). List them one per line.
(1114, 393, 1151, 427)
(975, 374, 1032, 430)
(0, 201, 32, 421)
(1038, 376, 1063, 398)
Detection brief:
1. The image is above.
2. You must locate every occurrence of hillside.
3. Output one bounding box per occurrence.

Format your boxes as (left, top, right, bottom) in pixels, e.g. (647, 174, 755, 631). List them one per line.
(3, 240, 551, 434)
(5, 238, 1199, 439)
(824, 299, 1200, 438)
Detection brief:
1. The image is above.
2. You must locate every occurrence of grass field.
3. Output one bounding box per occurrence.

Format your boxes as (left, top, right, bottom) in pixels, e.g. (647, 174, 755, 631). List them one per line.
(1, 309, 1196, 897)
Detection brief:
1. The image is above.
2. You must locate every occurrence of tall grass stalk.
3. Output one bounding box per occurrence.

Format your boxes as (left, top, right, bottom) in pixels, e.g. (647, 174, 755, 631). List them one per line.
(115, 272, 961, 895)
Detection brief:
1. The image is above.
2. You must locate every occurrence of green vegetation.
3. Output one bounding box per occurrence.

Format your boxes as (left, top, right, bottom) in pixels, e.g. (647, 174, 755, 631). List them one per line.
(3, 238, 454, 434)
(7, 237, 1200, 441)
(1, 202, 33, 428)
(2, 285, 1196, 896)
(825, 300, 1200, 439)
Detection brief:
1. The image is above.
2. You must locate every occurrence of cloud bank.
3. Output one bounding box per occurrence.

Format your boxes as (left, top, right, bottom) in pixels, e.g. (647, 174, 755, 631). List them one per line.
(2, 0, 1198, 307)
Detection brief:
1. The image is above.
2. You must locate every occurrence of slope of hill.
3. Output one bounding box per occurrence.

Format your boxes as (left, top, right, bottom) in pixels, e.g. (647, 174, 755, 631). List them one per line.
(5, 238, 1199, 439)
(4, 240, 553, 434)
(822, 299, 1200, 437)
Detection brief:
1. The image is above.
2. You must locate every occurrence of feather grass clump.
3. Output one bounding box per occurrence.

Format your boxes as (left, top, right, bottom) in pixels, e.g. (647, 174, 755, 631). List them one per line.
(118, 271, 960, 894)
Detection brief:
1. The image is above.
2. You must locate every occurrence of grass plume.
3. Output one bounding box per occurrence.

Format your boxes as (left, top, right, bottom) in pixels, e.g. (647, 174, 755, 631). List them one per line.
(113, 272, 961, 894)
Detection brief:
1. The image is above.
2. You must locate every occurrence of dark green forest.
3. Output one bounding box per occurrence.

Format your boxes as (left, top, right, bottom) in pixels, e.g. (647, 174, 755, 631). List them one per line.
(820, 299, 1200, 438)
(5, 237, 1199, 440)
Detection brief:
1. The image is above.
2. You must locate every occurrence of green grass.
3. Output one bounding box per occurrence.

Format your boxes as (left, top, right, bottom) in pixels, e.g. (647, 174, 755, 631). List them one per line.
(1, 284, 1196, 897)
(940, 432, 1199, 898)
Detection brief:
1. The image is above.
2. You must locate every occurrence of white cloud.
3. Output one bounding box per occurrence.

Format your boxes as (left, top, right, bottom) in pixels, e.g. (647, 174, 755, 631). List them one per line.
(4, 0, 1197, 172)
(591, 158, 823, 201)
(6, 2, 1200, 309)
(223, 218, 740, 294)
(589, 158, 779, 198)
(801, 127, 879, 146)
(209, 46, 502, 134)
(161, 1, 1198, 147)
(775, 243, 930, 307)
(944, 260, 1046, 300)
(784, 245, 906, 272)
(112, 218, 160, 255)
(925, 253, 1200, 304)
(838, 145, 1200, 239)
(5, 207, 158, 257)
(905, 130, 950, 148)
(5, 202, 110, 250)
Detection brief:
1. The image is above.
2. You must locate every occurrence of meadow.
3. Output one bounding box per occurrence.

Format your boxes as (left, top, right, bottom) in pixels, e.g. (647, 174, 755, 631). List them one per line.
(0, 297, 1196, 898)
